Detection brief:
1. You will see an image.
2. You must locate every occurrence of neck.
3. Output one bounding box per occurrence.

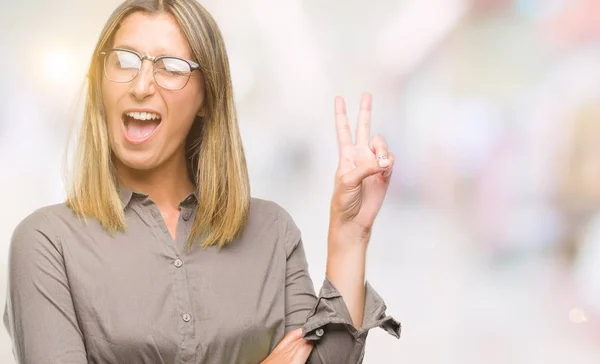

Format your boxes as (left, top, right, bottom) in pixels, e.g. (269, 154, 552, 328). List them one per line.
(115, 151, 195, 211)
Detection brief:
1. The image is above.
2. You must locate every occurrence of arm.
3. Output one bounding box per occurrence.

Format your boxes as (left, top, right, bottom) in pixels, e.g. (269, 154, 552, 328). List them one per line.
(288, 93, 400, 363)
(326, 92, 396, 333)
(326, 223, 369, 329)
(4, 210, 87, 364)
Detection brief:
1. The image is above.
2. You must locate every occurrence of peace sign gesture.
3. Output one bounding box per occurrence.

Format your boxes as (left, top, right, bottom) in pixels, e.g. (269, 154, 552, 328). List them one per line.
(329, 93, 394, 238)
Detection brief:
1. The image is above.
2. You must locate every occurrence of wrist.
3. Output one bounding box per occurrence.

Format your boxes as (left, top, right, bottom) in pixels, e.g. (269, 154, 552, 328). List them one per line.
(328, 219, 371, 248)
(327, 222, 368, 269)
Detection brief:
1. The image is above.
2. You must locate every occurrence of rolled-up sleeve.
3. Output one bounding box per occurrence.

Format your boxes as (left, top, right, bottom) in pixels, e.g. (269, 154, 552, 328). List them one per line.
(3, 210, 87, 364)
(280, 208, 400, 363)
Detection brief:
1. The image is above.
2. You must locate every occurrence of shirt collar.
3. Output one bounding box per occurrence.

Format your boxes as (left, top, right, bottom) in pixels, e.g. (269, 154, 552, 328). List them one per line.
(117, 186, 198, 210)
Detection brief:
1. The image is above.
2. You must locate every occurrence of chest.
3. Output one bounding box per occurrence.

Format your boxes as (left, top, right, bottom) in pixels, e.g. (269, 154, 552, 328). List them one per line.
(63, 216, 287, 363)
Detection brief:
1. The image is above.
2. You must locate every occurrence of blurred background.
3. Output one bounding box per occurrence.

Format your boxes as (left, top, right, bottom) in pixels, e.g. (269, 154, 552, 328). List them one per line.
(2, 0, 600, 362)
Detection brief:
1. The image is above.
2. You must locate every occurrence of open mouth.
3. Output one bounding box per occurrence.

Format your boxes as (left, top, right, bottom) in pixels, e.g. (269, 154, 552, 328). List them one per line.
(122, 111, 162, 143)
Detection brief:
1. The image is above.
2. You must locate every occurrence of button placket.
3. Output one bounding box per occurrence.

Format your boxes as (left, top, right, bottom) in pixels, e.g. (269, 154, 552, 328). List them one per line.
(166, 203, 196, 361)
(139, 200, 195, 360)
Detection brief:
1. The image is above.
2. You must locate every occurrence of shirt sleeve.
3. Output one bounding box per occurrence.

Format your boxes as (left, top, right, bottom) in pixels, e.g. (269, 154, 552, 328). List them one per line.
(3, 209, 88, 364)
(280, 208, 401, 364)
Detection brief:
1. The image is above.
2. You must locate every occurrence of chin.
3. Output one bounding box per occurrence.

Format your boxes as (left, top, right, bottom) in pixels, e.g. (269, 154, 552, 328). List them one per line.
(114, 148, 162, 172)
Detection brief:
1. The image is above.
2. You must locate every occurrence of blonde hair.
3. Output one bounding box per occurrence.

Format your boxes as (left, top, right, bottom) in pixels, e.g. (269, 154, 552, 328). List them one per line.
(66, 0, 250, 248)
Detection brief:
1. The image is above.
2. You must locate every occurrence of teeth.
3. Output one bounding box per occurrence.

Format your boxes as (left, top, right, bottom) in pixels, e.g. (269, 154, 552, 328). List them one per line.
(125, 111, 161, 121)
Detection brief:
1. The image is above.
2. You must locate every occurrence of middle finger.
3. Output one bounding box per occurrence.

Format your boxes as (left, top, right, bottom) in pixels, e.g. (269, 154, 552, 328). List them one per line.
(355, 92, 372, 146)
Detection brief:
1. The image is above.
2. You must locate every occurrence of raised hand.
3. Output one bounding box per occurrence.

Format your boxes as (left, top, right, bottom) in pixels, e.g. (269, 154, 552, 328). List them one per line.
(329, 93, 394, 236)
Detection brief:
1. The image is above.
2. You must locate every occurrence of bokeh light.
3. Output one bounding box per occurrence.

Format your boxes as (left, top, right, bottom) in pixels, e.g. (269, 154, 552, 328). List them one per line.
(43, 49, 76, 85)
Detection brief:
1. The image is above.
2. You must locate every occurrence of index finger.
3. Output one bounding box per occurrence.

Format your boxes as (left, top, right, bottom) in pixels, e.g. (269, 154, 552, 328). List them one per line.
(277, 328, 304, 349)
(335, 96, 353, 153)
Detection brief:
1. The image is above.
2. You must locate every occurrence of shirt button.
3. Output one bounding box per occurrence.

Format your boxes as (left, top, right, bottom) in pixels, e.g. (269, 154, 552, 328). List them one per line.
(182, 313, 192, 322)
(174, 259, 183, 268)
(315, 328, 324, 337)
(182, 211, 191, 221)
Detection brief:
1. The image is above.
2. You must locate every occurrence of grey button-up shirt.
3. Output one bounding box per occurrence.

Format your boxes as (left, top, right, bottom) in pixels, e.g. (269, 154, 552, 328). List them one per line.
(4, 188, 400, 364)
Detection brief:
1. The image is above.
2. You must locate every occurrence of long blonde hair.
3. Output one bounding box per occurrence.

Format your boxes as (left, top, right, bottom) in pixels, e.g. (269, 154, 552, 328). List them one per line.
(66, 0, 250, 248)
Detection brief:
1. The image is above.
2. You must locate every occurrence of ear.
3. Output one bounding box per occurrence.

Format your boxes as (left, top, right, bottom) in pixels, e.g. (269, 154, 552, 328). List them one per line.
(197, 106, 205, 117)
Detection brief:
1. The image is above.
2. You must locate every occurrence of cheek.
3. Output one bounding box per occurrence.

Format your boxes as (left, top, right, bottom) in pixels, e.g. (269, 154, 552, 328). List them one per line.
(165, 91, 204, 131)
(183, 76, 205, 115)
(101, 77, 112, 109)
(101, 82, 113, 113)
(101, 81, 123, 129)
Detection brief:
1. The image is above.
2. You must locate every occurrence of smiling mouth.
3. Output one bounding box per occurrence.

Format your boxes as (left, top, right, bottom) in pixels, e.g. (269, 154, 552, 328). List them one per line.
(122, 111, 162, 143)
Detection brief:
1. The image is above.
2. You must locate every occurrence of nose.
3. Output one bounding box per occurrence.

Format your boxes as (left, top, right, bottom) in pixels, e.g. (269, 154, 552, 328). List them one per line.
(130, 59, 156, 100)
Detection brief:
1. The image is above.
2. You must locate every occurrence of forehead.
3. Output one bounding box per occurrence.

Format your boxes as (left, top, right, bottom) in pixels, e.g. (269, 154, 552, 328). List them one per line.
(112, 11, 193, 59)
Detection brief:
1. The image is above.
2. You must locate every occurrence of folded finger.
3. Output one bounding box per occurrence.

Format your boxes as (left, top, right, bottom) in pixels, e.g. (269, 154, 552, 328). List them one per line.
(383, 152, 395, 178)
(339, 162, 385, 189)
(369, 135, 390, 168)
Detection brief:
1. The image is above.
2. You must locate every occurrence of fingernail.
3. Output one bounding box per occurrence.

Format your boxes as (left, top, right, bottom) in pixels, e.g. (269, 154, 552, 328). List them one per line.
(378, 159, 391, 168)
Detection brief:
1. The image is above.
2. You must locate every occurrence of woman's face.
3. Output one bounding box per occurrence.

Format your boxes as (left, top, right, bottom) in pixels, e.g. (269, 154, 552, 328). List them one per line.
(102, 11, 205, 173)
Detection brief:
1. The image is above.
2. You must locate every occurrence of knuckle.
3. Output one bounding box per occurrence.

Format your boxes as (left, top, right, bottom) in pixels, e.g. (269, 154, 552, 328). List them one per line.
(374, 134, 386, 145)
(337, 124, 351, 132)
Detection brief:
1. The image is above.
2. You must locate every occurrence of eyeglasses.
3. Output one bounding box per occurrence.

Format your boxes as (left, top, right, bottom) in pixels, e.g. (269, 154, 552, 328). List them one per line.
(99, 48, 201, 91)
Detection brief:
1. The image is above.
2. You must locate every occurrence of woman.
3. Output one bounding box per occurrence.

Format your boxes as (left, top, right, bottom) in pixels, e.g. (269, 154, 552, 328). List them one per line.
(3, 0, 400, 363)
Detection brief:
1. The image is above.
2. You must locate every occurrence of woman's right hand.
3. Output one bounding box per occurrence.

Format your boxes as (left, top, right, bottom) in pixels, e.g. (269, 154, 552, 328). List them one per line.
(261, 328, 314, 364)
